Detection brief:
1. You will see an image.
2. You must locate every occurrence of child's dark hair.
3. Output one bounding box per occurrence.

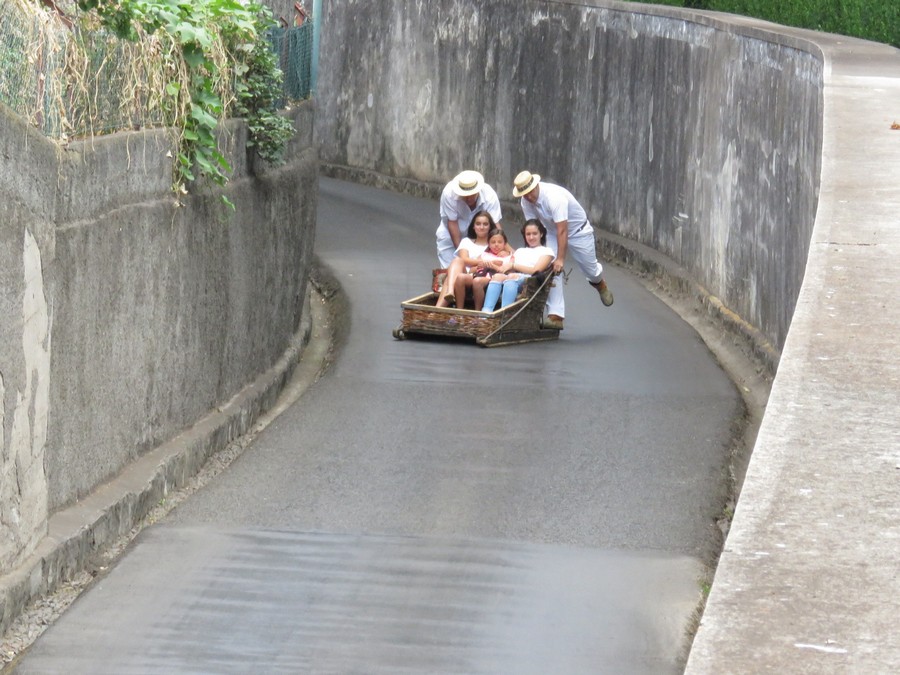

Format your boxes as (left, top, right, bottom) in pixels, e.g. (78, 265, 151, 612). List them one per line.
(487, 227, 508, 246)
(521, 218, 547, 246)
(465, 210, 496, 239)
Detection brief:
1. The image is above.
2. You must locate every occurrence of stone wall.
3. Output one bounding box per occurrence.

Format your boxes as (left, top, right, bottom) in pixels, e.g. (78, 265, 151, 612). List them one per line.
(0, 101, 317, 570)
(315, 0, 823, 355)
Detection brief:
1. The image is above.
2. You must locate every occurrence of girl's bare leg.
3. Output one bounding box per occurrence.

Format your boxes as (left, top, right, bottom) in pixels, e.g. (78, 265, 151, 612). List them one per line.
(454, 274, 474, 309)
(437, 258, 466, 306)
(473, 276, 492, 310)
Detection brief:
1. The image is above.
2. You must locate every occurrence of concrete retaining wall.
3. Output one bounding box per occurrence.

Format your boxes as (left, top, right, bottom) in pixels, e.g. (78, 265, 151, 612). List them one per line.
(0, 108, 63, 574)
(316, 0, 823, 357)
(0, 101, 317, 573)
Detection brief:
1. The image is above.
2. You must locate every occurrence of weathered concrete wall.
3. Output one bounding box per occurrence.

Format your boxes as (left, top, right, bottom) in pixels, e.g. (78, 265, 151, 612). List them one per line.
(316, 0, 823, 355)
(0, 107, 58, 573)
(0, 101, 317, 570)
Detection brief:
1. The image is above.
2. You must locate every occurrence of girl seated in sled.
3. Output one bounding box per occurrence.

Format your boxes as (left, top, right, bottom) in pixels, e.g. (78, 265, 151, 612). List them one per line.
(436, 210, 497, 308)
(456, 227, 514, 310)
(481, 219, 555, 312)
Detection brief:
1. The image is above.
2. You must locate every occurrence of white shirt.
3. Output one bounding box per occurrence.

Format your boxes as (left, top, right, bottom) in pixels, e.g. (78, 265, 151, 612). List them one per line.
(520, 182, 590, 237)
(439, 182, 502, 231)
(513, 245, 554, 269)
(455, 238, 488, 270)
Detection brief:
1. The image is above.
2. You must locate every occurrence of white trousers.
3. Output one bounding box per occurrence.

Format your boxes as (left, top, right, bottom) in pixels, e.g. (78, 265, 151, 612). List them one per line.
(436, 224, 457, 268)
(545, 228, 603, 318)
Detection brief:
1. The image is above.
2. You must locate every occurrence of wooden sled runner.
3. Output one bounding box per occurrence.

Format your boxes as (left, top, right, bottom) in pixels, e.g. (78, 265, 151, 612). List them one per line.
(393, 271, 560, 347)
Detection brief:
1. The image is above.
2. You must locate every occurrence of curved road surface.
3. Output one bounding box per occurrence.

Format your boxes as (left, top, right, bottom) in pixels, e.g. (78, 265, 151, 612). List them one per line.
(14, 179, 741, 674)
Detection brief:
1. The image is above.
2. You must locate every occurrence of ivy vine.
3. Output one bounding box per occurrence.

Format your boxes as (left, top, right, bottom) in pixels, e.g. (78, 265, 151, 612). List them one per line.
(75, 0, 294, 193)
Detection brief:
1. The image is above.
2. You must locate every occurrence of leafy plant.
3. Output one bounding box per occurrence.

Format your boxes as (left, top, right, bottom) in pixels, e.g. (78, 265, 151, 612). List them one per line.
(75, 0, 294, 192)
(620, 0, 899, 48)
(231, 26, 295, 166)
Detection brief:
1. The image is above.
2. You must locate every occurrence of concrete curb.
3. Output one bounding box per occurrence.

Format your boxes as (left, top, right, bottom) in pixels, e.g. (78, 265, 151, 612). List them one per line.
(0, 281, 332, 639)
(685, 35, 900, 673)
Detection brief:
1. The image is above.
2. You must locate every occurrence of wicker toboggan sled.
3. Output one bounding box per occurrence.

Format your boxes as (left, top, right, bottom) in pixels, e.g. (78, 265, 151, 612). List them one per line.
(392, 271, 560, 347)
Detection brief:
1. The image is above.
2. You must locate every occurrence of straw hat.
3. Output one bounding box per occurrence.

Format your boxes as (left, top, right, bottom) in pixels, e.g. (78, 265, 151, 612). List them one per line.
(453, 170, 484, 197)
(512, 170, 541, 197)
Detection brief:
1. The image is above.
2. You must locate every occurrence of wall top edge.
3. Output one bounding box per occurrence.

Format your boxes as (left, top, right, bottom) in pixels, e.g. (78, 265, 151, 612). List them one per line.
(549, 0, 900, 71)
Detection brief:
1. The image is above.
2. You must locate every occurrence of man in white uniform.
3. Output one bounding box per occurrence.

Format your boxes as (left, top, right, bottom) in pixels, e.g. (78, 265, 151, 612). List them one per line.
(513, 170, 613, 329)
(436, 170, 503, 268)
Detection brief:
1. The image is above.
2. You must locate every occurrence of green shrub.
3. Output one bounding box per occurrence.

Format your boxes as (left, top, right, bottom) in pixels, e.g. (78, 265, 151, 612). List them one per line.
(623, 0, 899, 48)
(76, 0, 295, 193)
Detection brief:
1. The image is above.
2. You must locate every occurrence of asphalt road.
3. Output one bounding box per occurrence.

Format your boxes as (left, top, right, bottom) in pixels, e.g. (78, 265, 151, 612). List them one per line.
(13, 178, 741, 674)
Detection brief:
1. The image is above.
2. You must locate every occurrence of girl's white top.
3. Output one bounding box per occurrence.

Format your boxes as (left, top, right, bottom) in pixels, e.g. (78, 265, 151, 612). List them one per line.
(513, 245, 554, 268)
(455, 238, 488, 270)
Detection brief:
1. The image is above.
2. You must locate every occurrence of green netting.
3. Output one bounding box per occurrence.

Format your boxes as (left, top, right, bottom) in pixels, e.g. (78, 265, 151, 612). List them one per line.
(270, 22, 313, 103)
(0, 2, 314, 140)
